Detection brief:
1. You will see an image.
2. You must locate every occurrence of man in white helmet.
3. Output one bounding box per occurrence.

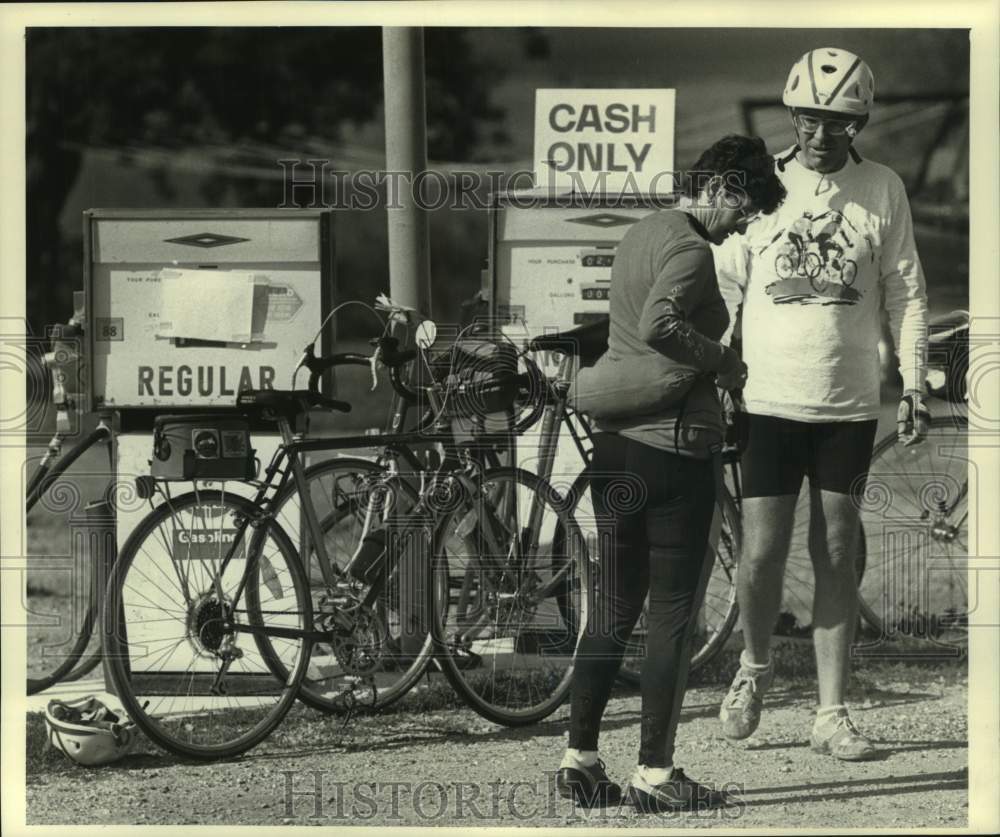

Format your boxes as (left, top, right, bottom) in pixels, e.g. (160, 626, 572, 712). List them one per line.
(713, 48, 929, 760)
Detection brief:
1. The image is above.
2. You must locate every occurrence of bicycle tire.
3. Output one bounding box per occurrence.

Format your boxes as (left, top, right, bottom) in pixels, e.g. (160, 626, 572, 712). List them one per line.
(558, 469, 741, 687)
(775, 253, 795, 279)
(855, 414, 969, 650)
(103, 490, 312, 760)
(26, 602, 97, 695)
(807, 257, 828, 293)
(432, 467, 590, 726)
(26, 460, 50, 504)
(61, 641, 104, 683)
(258, 456, 433, 713)
(840, 259, 858, 287)
(26, 427, 111, 693)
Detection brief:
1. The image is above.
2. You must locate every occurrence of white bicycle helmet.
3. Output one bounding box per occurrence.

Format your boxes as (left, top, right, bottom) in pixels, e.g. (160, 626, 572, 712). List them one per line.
(782, 48, 875, 116)
(45, 696, 140, 766)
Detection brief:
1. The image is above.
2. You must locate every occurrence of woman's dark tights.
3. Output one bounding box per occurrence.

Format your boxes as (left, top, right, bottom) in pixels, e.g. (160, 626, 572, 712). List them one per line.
(568, 433, 717, 768)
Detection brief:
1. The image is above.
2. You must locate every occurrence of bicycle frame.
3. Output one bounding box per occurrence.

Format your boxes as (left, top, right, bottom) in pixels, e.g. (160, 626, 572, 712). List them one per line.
(200, 419, 436, 645)
(522, 350, 594, 487)
(517, 347, 748, 509)
(194, 408, 569, 649)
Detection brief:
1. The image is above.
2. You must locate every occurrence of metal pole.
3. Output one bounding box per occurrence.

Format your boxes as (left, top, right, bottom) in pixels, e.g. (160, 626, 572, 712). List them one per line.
(382, 27, 432, 317)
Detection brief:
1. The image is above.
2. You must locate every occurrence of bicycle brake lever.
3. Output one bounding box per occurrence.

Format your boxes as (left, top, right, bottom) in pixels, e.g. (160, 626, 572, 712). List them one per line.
(292, 343, 315, 386)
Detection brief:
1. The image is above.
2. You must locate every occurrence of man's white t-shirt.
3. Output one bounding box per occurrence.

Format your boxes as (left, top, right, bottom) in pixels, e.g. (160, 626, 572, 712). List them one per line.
(713, 147, 928, 422)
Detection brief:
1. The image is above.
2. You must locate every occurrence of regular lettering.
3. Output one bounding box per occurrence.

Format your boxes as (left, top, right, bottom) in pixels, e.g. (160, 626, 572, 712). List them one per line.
(137, 365, 276, 397)
(138, 366, 154, 395)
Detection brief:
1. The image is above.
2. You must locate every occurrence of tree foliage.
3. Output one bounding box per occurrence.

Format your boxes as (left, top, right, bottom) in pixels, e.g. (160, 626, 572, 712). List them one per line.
(26, 27, 532, 330)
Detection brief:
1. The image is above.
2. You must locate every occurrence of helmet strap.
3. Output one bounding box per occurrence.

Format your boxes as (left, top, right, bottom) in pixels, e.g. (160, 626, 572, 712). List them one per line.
(776, 145, 799, 172)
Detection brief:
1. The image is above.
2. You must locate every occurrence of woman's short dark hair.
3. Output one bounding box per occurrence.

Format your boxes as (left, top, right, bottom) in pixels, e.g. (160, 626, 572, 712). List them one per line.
(682, 135, 786, 214)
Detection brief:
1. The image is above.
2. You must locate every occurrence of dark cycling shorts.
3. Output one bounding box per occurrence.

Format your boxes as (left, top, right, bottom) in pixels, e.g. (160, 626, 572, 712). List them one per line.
(740, 413, 878, 499)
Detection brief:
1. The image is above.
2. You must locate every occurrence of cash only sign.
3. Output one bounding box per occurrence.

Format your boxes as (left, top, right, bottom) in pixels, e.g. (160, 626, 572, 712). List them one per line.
(533, 89, 676, 194)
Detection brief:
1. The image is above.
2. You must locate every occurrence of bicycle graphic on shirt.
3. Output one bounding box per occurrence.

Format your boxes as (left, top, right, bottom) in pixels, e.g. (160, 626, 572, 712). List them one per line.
(773, 211, 859, 294)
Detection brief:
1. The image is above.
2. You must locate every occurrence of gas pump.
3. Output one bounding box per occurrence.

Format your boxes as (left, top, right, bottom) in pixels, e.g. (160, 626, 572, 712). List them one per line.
(485, 188, 669, 484)
(79, 208, 336, 689)
(487, 88, 678, 482)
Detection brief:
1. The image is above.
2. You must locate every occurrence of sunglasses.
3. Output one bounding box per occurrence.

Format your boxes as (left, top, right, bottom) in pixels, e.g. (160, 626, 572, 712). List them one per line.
(792, 112, 858, 137)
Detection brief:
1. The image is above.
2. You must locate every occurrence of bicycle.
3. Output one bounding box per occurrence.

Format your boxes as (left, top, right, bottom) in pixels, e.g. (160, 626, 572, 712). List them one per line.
(26, 420, 112, 695)
(519, 314, 926, 677)
(101, 307, 588, 758)
(854, 311, 970, 652)
(26, 318, 113, 695)
(265, 319, 548, 717)
(521, 318, 742, 685)
(24, 309, 537, 704)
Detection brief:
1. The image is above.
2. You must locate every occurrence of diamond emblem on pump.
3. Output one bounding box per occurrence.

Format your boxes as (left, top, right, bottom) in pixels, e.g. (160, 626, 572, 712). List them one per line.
(164, 232, 250, 248)
(566, 214, 637, 229)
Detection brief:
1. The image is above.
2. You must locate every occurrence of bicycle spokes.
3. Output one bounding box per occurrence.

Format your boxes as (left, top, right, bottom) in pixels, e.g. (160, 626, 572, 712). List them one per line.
(856, 417, 969, 653)
(434, 468, 589, 725)
(104, 492, 311, 758)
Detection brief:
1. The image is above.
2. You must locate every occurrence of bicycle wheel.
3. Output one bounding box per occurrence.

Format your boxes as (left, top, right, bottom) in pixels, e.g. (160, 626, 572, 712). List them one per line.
(26, 430, 111, 694)
(102, 489, 312, 760)
(61, 645, 103, 682)
(775, 253, 796, 279)
(807, 255, 828, 293)
(260, 456, 432, 713)
(561, 469, 741, 687)
(432, 467, 590, 726)
(855, 414, 968, 649)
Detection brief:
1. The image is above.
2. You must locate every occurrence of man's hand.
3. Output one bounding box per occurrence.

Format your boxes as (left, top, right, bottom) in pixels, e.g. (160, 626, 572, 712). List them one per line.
(897, 389, 930, 446)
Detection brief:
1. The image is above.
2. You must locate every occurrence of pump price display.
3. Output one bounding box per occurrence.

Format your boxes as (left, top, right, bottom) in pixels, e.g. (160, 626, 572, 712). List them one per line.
(581, 253, 614, 268)
(581, 286, 610, 301)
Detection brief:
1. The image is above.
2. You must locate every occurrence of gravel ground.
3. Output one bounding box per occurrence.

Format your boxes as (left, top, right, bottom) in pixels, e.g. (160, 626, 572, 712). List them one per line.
(26, 662, 968, 828)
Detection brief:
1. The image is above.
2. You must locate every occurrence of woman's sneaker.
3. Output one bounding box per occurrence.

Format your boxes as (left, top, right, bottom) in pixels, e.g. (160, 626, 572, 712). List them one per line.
(810, 711, 879, 761)
(628, 767, 728, 813)
(719, 664, 773, 739)
(555, 759, 622, 807)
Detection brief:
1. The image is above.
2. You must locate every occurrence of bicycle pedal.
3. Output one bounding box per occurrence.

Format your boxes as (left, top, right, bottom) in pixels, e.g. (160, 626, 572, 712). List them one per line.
(446, 649, 483, 671)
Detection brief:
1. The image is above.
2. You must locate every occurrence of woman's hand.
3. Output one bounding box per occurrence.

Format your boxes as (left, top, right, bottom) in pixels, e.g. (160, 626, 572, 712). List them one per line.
(716, 348, 748, 391)
(717, 361, 749, 390)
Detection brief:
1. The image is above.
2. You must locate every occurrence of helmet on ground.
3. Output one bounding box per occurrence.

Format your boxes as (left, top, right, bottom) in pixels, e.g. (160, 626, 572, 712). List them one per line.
(782, 48, 874, 115)
(45, 696, 139, 766)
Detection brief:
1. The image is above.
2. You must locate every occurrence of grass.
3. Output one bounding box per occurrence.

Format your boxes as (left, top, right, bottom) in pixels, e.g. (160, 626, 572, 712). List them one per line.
(687, 635, 967, 692)
(26, 582, 62, 597)
(25, 711, 108, 776)
(26, 634, 967, 773)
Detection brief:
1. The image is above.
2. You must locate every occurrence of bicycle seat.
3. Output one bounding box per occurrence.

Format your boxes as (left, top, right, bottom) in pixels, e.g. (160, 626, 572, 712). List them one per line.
(527, 317, 609, 367)
(236, 389, 351, 419)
